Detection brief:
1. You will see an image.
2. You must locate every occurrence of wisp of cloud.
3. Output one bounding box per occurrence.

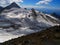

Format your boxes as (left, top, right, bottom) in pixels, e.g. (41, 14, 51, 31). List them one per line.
(0, 0, 23, 7)
(36, 0, 52, 5)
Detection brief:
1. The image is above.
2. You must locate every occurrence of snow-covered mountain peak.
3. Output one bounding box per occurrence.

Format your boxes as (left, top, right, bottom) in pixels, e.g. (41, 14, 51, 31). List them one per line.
(4, 2, 20, 9)
(0, 5, 60, 43)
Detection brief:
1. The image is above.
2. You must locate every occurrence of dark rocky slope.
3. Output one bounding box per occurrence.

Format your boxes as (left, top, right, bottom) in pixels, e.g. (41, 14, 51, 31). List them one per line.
(1, 25, 60, 45)
(0, 6, 3, 13)
(4, 2, 20, 9)
(0, 2, 20, 13)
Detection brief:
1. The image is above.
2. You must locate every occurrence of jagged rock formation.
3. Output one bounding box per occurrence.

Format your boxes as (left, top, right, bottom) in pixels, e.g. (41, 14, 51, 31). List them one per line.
(1, 25, 60, 45)
(31, 8, 37, 19)
(0, 6, 3, 13)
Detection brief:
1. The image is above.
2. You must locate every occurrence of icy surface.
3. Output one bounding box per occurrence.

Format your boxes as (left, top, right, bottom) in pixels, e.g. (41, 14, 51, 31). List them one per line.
(0, 7, 60, 43)
(0, 27, 38, 43)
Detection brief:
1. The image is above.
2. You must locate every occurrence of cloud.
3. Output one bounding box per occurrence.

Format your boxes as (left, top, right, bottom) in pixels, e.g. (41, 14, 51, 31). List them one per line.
(0, 0, 23, 7)
(22, 5, 59, 10)
(22, 5, 47, 8)
(36, 0, 52, 5)
(9, 0, 23, 3)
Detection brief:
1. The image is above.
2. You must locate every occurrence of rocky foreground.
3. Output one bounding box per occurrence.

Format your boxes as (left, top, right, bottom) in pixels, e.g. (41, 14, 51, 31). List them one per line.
(0, 25, 60, 45)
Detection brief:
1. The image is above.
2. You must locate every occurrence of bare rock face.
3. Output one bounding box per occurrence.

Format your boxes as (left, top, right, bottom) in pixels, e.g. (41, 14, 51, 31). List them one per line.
(4, 2, 20, 9)
(0, 6, 3, 12)
(1, 25, 60, 45)
(31, 8, 37, 19)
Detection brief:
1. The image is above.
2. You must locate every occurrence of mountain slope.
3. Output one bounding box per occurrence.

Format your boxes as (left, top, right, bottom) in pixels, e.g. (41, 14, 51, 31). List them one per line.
(4, 2, 20, 9)
(0, 4, 60, 43)
(0, 6, 3, 12)
(51, 13, 60, 20)
(36, 12, 60, 26)
(1, 25, 60, 45)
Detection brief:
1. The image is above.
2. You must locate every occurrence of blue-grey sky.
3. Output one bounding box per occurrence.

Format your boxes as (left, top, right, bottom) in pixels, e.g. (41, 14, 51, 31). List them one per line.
(21, 0, 60, 9)
(0, 0, 60, 9)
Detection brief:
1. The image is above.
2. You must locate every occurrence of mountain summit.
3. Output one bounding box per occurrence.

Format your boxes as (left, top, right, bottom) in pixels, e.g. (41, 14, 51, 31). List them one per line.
(4, 2, 20, 9)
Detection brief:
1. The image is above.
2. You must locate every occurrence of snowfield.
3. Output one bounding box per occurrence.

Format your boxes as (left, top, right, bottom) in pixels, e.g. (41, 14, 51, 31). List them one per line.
(0, 7, 60, 43)
(0, 27, 39, 43)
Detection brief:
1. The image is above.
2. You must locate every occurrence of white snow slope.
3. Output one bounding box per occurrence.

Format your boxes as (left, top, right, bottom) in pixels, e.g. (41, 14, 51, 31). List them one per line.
(0, 8, 60, 43)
